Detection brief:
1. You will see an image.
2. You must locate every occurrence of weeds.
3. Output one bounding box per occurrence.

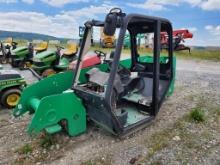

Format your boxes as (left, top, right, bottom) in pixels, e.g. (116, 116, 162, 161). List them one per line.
(16, 144, 33, 154)
(188, 107, 205, 123)
(39, 133, 56, 149)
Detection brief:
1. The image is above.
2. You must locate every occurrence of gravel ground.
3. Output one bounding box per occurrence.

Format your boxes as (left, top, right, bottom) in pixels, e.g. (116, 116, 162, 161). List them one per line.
(0, 58, 220, 165)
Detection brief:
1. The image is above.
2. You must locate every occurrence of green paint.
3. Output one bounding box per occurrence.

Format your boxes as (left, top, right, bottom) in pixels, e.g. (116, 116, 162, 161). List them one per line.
(27, 92, 86, 136)
(12, 46, 29, 59)
(0, 78, 26, 91)
(54, 57, 69, 70)
(13, 70, 74, 117)
(34, 50, 55, 59)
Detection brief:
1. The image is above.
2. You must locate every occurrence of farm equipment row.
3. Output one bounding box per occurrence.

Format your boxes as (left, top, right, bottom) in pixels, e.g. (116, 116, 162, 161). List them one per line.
(0, 40, 79, 77)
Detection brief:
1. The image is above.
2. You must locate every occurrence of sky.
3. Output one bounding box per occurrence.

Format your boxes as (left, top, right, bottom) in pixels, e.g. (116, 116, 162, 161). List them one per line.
(0, 0, 220, 46)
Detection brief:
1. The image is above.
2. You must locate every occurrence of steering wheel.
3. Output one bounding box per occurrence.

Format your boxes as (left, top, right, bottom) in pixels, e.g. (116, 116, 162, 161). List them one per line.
(110, 8, 122, 14)
(94, 50, 106, 57)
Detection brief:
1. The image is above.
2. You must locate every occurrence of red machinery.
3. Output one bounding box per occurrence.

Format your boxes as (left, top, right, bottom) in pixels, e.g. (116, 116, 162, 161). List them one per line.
(68, 50, 105, 70)
(161, 29, 193, 53)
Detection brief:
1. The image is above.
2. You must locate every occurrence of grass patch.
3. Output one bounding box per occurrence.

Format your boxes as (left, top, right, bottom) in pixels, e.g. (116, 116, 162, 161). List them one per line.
(39, 134, 57, 149)
(16, 144, 33, 155)
(147, 129, 172, 157)
(15, 134, 61, 164)
(185, 106, 205, 123)
(141, 109, 206, 162)
(175, 49, 220, 61)
(188, 107, 205, 123)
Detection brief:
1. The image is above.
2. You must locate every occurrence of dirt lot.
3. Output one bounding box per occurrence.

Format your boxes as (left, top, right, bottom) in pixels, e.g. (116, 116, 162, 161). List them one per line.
(0, 58, 220, 165)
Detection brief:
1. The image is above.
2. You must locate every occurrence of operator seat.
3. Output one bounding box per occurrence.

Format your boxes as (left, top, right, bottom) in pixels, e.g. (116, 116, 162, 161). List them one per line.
(4, 37, 13, 46)
(63, 43, 78, 56)
(34, 41, 48, 52)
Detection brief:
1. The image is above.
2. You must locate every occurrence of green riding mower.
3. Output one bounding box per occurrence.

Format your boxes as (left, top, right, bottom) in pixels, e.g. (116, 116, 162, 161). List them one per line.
(0, 66, 26, 109)
(11, 41, 49, 69)
(10, 42, 34, 68)
(13, 8, 176, 137)
(30, 43, 78, 78)
(0, 39, 18, 64)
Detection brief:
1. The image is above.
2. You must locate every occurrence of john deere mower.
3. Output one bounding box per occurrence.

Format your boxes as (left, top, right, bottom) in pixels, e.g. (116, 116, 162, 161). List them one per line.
(10, 41, 49, 69)
(13, 8, 176, 137)
(30, 43, 78, 78)
(0, 66, 26, 109)
(0, 38, 18, 64)
(10, 42, 34, 68)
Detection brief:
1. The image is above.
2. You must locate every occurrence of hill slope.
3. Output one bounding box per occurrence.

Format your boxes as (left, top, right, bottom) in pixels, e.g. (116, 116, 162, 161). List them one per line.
(0, 30, 62, 41)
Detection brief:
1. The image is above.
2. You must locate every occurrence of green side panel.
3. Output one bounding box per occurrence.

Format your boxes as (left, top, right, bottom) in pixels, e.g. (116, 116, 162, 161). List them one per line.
(27, 92, 86, 136)
(13, 71, 74, 117)
(32, 50, 57, 72)
(0, 65, 2, 70)
(12, 46, 27, 52)
(168, 56, 176, 96)
(16, 50, 29, 58)
(54, 57, 69, 70)
(119, 58, 132, 68)
(34, 50, 55, 59)
(12, 46, 29, 58)
(0, 78, 26, 91)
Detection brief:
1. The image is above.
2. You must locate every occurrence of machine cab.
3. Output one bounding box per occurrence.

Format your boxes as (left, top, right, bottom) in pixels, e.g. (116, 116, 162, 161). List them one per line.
(72, 8, 174, 136)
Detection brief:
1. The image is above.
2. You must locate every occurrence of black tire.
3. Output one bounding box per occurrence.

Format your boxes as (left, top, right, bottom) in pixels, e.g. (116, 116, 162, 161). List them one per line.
(1, 88, 21, 109)
(11, 59, 21, 68)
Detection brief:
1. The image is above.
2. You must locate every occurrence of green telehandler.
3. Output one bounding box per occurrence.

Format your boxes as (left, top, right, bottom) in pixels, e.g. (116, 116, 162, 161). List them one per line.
(13, 8, 176, 137)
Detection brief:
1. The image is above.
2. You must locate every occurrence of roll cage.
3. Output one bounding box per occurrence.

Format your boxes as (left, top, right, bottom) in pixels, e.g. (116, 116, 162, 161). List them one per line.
(72, 12, 173, 135)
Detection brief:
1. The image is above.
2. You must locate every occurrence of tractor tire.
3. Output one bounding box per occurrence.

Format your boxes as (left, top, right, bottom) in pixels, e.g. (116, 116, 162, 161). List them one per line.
(42, 69, 56, 78)
(18, 61, 25, 70)
(1, 88, 21, 109)
(11, 59, 20, 67)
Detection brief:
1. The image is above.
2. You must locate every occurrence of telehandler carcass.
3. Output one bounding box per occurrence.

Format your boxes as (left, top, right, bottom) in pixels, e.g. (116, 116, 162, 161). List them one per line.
(13, 8, 176, 137)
